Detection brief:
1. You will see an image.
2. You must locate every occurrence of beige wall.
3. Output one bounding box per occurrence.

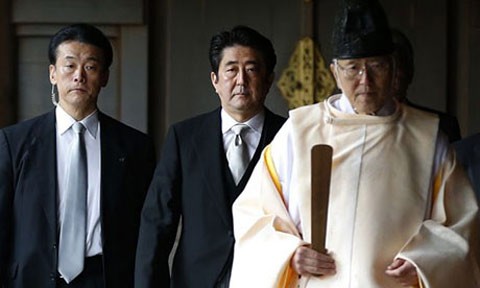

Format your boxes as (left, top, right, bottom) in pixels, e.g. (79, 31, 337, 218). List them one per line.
(2, 0, 148, 133)
(149, 0, 480, 143)
(2, 0, 480, 147)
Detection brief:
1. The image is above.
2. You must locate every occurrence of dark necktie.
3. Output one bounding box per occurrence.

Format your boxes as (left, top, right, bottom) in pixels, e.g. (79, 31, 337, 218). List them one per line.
(227, 124, 250, 185)
(58, 122, 87, 283)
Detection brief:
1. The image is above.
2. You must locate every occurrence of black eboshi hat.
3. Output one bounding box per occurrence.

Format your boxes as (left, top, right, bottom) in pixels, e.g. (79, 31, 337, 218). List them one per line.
(332, 0, 394, 59)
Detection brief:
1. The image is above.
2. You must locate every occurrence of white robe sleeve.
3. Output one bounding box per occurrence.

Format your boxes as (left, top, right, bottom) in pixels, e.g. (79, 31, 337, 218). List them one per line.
(398, 145, 480, 288)
(230, 121, 305, 288)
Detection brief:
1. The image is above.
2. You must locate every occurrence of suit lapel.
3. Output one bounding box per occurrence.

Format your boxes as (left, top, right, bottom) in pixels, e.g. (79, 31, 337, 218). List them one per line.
(99, 113, 126, 228)
(27, 112, 58, 236)
(192, 108, 284, 226)
(233, 109, 282, 198)
(193, 109, 232, 227)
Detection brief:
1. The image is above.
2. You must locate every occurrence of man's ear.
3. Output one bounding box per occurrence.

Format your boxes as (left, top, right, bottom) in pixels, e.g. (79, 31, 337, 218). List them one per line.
(49, 64, 57, 85)
(211, 71, 218, 83)
(210, 72, 219, 92)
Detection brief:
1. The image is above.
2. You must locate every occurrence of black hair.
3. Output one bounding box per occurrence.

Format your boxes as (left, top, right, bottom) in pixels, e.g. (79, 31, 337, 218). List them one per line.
(48, 23, 113, 69)
(209, 25, 276, 75)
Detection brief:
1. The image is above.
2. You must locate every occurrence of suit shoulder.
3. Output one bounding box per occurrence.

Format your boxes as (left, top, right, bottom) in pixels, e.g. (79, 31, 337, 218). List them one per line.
(100, 113, 147, 135)
(455, 133, 480, 152)
(266, 108, 286, 122)
(99, 113, 153, 149)
(264, 109, 286, 131)
(170, 109, 220, 132)
(454, 133, 480, 168)
(0, 113, 52, 138)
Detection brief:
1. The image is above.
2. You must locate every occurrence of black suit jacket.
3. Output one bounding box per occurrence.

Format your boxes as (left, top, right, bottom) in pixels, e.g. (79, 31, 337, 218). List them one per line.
(0, 110, 156, 288)
(454, 133, 480, 201)
(135, 107, 285, 288)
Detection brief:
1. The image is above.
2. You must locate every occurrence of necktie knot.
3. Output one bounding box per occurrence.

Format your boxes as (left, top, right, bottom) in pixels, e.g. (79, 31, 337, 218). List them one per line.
(231, 124, 248, 146)
(72, 122, 85, 134)
(228, 124, 250, 185)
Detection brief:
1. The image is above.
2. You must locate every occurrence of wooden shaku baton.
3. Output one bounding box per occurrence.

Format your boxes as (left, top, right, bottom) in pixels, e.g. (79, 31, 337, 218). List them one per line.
(311, 144, 333, 253)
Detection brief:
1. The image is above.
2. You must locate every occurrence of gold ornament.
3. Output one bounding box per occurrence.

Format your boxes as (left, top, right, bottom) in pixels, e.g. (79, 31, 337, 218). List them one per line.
(277, 37, 335, 109)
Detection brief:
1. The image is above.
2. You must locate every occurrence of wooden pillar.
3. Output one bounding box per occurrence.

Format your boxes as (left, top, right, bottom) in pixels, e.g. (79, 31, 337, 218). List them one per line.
(147, 0, 169, 154)
(0, 0, 16, 128)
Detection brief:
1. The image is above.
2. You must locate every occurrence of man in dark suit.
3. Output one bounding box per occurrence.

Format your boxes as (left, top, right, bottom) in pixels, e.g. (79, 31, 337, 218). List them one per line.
(391, 28, 461, 142)
(135, 25, 286, 288)
(455, 134, 480, 200)
(0, 23, 155, 288)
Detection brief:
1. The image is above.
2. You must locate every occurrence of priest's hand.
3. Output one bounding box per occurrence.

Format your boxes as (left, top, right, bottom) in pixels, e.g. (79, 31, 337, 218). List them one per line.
(290, 245, 336, 277)
(385, 258, 419, 287)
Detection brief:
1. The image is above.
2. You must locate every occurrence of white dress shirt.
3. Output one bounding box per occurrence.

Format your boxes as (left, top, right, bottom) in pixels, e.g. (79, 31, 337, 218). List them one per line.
(221, 109, 265, 161)
(56, 105, 102, 257)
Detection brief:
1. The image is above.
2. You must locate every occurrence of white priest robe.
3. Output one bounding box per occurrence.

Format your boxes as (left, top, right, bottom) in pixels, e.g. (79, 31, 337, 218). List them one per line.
(230, 94, 480, 288)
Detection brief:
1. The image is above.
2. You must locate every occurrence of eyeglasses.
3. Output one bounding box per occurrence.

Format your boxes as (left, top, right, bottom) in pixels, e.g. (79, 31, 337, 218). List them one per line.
(334, 59, 391, 80)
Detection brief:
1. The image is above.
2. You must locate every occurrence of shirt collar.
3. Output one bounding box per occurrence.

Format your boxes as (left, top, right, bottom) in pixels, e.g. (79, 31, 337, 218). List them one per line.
(55, 105, 99, 138)
(221, 109, 265, 135)
(337, 93, 396, 116)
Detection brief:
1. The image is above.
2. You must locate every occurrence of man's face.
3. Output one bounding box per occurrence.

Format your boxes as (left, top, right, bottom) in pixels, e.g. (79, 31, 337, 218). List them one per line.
(211, 45, 273, 122)
(49, 40, 109, 116)
(330, 55, 393, 115)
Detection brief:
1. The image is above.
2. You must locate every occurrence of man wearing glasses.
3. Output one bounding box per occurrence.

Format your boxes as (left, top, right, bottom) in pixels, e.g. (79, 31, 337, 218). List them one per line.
(228, 0, 480, 287)
(331, 57, 393, 116)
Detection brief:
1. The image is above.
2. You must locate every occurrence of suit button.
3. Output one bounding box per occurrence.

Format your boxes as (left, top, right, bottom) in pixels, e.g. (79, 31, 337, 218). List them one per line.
(52, 244, 57, 249)
(50, 273, 55, 281)
(228, 230, 233, 237)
